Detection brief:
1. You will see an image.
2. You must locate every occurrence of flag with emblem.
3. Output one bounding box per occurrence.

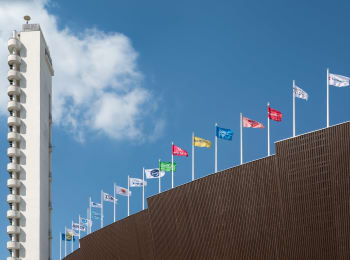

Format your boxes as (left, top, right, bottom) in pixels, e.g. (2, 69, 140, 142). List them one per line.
(145, 168, 165, 179)
(115, 185, 131, 196)
(243, 116, 264, 128)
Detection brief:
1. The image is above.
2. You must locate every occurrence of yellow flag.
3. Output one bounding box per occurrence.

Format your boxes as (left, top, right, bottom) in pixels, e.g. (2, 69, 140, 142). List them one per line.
(66, 233, 73, 241)
(193, 136, 211, 148)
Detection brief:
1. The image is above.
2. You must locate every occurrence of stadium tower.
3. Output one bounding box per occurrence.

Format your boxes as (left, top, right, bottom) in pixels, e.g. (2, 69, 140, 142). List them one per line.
(7, 18, 53, 260)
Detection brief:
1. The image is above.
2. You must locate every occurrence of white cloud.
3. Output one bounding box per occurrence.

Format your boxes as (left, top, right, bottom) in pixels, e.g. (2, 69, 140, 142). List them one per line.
(0, 0, 163, 142)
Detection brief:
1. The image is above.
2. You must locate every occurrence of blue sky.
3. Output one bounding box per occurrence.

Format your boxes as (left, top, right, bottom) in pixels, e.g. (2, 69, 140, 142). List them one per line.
(1, 0, 350, 259)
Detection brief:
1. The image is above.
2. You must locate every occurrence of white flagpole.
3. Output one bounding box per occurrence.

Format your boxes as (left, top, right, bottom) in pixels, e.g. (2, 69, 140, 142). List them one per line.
(158, 159, 161, 194)
(71, 221, 73, 252)
(127, 175, 130, 216)
(215, 123, 218, 172)
(86, 208, 89, 234)
(142, 168, 145, 210)
(192, 132, 194, 181)
(65, 226, 67, 257)
(89, 197, 92, 234)
(327, 68, 330, 127)
(100, 190, 103, 228)
(78, 215, 81, 248)
(240, 113, 243, 165)
(171, 141, 174, 188)
(267, 102, 270, 156)
(293, 80, 296, 137)
(113, 183, 116, 222)
(60, 232, 62, 260)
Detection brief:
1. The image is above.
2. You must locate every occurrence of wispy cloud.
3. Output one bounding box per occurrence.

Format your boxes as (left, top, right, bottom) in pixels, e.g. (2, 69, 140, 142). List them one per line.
(0, 0, 164, 142)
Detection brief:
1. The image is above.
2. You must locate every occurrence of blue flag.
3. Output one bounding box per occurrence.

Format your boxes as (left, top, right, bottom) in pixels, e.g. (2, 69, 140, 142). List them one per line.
(216, 126, 233, 140)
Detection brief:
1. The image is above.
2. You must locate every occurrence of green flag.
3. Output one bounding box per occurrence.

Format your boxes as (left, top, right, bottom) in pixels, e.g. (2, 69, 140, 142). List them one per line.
(159, 161, 176, 172)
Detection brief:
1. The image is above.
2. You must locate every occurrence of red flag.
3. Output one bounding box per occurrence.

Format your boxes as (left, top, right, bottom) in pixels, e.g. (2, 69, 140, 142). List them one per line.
(243, 116, 264, 128)
(172, 145, 188, 157)
(268, 106, 282, 121)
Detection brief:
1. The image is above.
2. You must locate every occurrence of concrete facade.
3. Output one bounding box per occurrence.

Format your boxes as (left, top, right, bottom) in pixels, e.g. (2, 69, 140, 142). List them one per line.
(7, 24, 53, 260)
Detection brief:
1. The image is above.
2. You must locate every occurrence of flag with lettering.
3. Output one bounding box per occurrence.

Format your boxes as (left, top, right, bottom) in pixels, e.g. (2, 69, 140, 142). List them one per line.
(329, 73, 350, 87)
(72, 223, 86, 232)
(103, 192, 116, 203)
(129, 177, 147, 187)
(293, 85, 308, 100)
(90, 201, 102, 208)
(193, 136, 211, 148)
(159, 161, 176, 172)
(268, 106, 282, 121)
(172, 144, 188, 157)
(243, 116, 264, 128)
(216, 126, 233, 140)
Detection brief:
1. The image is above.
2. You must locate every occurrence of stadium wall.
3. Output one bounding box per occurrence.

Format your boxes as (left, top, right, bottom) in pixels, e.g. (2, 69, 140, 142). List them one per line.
(64, 122, 350, 260)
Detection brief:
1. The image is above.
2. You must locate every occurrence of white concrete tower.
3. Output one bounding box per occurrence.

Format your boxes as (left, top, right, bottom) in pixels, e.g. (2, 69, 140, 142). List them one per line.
(7, 20, 54, 260)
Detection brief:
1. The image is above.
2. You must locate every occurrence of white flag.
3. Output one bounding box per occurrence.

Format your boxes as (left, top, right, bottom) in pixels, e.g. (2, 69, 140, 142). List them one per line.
(115, 185, 131, 196)
(90, 201, 102, 208)
(293, 85, 308, 100)
(329, 73, 350, 87)
(80, 218, 92, 226)
(145, 168, 165, 179)
(129, 177, 147, 187)
(103, 192, 116, 203)
(72, 223, 86, 232)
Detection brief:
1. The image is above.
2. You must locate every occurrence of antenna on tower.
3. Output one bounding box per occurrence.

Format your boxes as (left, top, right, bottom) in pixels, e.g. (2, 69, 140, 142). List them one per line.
(24, 15, 31, 24)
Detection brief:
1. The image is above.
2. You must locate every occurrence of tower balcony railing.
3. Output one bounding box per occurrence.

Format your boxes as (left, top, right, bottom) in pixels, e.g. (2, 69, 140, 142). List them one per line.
(7, 225, 20, 235)
(8, 54, 21, 66)
(7, 210, 20, 219)
(7, 85, 20, 96)
(6, 241, 20, 250)
(8, 38, 21, 53)
(7, 70, 21, 81)
(7, 195, 20, 204)
(7, 163, 20, 173)
(8, 132, 20, 142)
(7, 179, 20, 189)
(7, 101, 21, 112)
(7, 147, 20, 157)
(8, 116, 21, 127)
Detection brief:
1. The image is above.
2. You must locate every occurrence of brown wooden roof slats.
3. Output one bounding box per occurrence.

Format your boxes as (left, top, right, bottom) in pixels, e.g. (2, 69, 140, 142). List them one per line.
(64, 122, 350, 260)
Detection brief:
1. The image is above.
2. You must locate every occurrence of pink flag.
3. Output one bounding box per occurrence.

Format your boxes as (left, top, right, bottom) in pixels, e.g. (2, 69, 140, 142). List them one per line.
(172, 145, 188, 157)
(243, 116, 264, 128)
